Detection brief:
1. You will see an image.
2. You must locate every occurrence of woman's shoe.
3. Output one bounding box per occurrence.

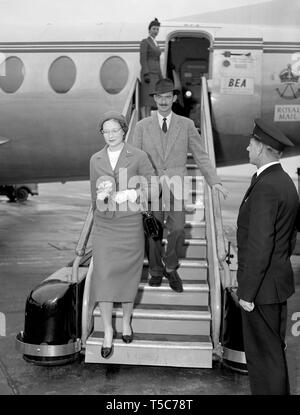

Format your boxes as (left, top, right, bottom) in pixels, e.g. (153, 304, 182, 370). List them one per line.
(122, 330, 134, 344)
(101, 344, 114, 359)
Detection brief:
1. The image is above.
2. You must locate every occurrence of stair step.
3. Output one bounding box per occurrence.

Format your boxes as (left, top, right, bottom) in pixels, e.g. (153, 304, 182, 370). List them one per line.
(185, 203, 204, 221)
(161, 238, 207, 259)
(186, 163, 199, 169)
(184, 221, 206, 238)
(190, 189, 204, 195)
(135, 280, 209, 306)
(142, 258, 208, 281)
(160, 221, 205, 239)
(85, 332, 213, 368)
(190, 177, 204, 193)
(93, 304, 211, 335)
(190, 191, 204, 205)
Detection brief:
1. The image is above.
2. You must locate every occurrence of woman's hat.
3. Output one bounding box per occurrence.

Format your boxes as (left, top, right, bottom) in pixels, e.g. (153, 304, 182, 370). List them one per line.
(251, 118, 294, 151)
(148, 18, 160, 30)
(149, 78, 179, 96)
(99, 111, 128, 132)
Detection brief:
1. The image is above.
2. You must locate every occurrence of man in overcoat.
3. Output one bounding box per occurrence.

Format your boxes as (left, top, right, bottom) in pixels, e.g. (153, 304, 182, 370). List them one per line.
(237, 118, 299, 394)
(132, 78, 227, 292)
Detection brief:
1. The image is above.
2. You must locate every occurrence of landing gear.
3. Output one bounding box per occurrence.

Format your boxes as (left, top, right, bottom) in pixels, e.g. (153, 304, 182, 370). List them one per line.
(15, 187, 29, 202)
(0, 184, 38, 202)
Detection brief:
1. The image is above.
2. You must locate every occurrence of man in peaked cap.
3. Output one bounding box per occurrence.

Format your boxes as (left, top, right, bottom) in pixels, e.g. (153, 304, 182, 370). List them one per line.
(237, 118, 299, 394)
(132, 78, 227, 293)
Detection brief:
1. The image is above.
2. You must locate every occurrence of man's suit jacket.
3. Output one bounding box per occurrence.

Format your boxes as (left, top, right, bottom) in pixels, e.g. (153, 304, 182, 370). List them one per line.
(131, 111, 220, 201)
(90, 143, 158, 218)
(237, 164, 299, 305)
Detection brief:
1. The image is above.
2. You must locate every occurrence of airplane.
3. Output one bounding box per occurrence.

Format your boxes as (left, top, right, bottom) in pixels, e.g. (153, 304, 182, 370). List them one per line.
(0, 0, 300, 187)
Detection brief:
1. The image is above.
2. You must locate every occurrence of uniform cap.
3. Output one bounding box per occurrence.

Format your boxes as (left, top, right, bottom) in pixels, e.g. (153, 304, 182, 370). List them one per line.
(251, 118, 294, 151)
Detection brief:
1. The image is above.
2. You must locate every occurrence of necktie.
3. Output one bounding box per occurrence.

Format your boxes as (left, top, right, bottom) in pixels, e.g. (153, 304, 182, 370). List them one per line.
(162, 118, 167, 133)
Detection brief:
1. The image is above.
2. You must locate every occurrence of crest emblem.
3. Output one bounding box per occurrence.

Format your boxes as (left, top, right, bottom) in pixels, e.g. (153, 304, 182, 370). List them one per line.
(276, 64, 300, 100)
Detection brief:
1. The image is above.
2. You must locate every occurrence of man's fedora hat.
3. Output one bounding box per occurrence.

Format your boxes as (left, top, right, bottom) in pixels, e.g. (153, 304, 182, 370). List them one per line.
(149, 78, 179, 96)
(251, 118, 294, 152)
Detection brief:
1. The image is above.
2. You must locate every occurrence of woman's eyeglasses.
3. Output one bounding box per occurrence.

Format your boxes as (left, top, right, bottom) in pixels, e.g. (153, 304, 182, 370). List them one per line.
(100, 128, 122, 135)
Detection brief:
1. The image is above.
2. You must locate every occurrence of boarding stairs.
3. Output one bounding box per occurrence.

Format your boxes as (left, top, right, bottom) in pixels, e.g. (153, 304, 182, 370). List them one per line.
(54, 77, 233, 368)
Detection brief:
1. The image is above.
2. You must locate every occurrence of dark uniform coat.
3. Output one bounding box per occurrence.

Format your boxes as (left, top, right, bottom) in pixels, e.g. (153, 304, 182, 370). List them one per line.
(237, 163, 298, 304)
(237, 163, 299, 395)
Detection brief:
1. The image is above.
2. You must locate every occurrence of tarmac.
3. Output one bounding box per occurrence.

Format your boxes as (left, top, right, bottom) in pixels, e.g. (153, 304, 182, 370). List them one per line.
(0, 177, 299, 395)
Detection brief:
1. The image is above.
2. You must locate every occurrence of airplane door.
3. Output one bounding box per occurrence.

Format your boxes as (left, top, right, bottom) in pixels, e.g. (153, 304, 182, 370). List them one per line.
(165, 33, 211, 127)
(211, 38, 263, 135)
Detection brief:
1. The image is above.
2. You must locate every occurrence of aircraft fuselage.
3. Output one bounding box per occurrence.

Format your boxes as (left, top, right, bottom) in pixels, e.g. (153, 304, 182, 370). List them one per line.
(0, 19, 299, 184)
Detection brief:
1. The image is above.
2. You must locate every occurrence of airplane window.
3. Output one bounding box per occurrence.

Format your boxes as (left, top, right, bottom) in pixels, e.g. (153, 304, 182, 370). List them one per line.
(48, 56, 76, 93)
(0, 56, 24, 93)
(100, 56, 129, 94)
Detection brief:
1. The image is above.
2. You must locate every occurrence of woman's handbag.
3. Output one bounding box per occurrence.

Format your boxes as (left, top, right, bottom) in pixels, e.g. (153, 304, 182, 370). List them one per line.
(142, 211, 161, 240)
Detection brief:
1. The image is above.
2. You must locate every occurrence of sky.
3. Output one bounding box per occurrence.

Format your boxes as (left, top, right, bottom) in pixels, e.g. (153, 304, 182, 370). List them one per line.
(0, 0, 266, 24)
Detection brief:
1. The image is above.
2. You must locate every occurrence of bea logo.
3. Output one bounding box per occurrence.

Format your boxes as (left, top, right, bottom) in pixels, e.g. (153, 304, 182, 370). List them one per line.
(291, 312, 300, 336)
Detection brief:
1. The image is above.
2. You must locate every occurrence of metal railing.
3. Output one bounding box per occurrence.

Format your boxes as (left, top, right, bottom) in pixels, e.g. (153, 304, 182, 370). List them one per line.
(200, 76, 232, 352)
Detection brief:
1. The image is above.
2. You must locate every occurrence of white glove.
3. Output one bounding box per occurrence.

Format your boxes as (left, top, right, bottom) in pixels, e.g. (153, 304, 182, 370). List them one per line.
(113, 189, 137, 204)
(127, 189, 138, 203)
(97, 180, 113, 200)
(97, 190, 110, 200)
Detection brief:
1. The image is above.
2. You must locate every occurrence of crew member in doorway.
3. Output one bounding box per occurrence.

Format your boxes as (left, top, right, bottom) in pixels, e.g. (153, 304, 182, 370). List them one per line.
(139, 17, 162, 118)
(132, 78, 227, 293)
(237, 118, 299, 395)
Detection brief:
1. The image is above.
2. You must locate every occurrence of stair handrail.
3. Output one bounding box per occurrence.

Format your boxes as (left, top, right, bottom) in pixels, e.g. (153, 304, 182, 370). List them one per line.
(200, 76, 232, 351)
(80, 78, 141, 342)
(124, 79, 140, 144)
(201, 78, 233, 286)
(70, 205, 94, 283)
(122, 78, 140, 125)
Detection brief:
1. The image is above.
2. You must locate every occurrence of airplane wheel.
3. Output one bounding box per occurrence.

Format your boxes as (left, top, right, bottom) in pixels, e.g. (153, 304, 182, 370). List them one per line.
(16, 187, 29, 202)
